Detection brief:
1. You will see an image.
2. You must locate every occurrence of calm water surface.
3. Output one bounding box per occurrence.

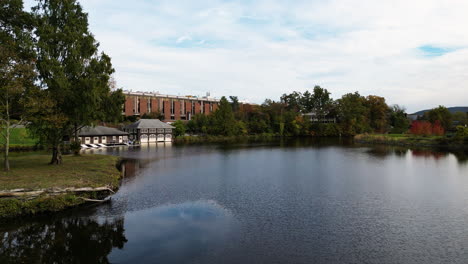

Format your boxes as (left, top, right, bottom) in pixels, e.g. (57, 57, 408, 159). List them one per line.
(1, 139, 468, 263)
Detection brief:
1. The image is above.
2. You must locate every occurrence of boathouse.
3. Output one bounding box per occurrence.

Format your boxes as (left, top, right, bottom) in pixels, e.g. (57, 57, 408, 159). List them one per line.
(123, 119, 175, 143)
(78, 126, 129, 145)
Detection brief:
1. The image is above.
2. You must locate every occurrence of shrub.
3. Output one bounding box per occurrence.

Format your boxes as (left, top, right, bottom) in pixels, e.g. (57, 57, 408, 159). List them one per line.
(410, 121, 432, 136)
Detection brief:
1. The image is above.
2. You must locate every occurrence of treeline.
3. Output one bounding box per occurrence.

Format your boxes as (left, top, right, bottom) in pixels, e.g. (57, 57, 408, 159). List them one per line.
(175, 87, 467, 140)
(1, 0, 125, 169)
(174, 86, 411, 137)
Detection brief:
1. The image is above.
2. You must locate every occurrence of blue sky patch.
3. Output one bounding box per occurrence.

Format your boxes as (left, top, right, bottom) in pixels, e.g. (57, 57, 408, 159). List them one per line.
(418, 45, 457, 57)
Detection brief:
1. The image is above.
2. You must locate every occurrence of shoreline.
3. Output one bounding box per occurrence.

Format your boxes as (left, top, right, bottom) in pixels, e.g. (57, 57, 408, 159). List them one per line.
(354, 134, 468, 150)
(0, 154, 122, 219)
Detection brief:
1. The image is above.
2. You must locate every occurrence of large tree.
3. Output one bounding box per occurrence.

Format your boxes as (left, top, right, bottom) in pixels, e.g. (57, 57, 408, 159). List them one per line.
(0, 0, 36, 171)
(365, 95, 389, 133)
(388, 105, 410, 133)
(336, 92, 370, 135)
(303, 86, 333, 116)
(30, 0, 116, 164)
(425, 106, 452, 131)
(211, 96, 237, 136)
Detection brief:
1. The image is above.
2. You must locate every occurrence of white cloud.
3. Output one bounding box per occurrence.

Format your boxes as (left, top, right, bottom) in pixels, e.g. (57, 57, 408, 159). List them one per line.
(23, 0, 468, 112)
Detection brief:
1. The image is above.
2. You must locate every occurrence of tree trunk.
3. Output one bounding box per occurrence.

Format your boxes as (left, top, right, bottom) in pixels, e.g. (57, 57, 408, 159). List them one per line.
(3, 99, 10, 172)
(50, 145, 62, 165)
(73, 123, 81, 156)
(4, 125, 10, 171)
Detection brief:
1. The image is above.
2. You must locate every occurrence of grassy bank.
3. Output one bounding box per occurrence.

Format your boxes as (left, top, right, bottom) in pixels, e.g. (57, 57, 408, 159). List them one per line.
(2, 127, 38, 147)
(354, 134, 467, 149)
(0, 153, 121, 218)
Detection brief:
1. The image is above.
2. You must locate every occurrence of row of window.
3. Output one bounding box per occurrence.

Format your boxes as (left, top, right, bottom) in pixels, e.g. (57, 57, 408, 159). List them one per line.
(140, 128, 171, 133)
(126, 128, 172, 133)
(125, 96, 217, 115)
(83, 136, 128, 144)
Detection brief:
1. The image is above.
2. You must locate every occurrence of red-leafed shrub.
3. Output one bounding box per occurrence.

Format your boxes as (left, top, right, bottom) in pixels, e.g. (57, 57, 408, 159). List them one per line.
(431, 120, 445, 136)
(410, 121, 432, 136)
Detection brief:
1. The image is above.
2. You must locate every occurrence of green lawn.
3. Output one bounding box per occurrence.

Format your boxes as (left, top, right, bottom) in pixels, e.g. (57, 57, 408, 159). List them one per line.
(0, 153, 121, 191)
(1, 127, 38, 147)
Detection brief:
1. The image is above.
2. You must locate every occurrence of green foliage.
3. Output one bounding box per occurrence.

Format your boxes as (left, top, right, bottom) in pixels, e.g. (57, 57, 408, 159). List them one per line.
(210, 96, 237, 136)
(187, 113, 209, 134)
(311, 123, 342, 136)
(99, 88, 126, 123)
(172, 120, 186, 137)
(229, 96, 240, 112)
(336, 92, 370, 136)
(0, 194, 85, 218)
(454, 125, 468, 143)
(70, 139, 81, 155)
(141, 111, 164, 120)
(389, 105, 410, 133)
(281, 91, 303, 112)
(125, 115, 138, 123)
(364, 95, 389, 133)
(425, 106, 452, 130)
(0, 0, 37, 170)
(452, 112, 467, 127)
(28, 0, 121, 163)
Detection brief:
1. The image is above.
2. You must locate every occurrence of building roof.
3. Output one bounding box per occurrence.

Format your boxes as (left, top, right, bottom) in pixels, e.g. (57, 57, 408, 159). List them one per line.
(124, 119, 175, 129)
(124, 90, 220, 102)
(78, 126, 128, 136)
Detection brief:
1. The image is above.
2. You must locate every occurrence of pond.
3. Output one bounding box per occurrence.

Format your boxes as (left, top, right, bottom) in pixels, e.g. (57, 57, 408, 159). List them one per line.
(1, 139, 468, 263)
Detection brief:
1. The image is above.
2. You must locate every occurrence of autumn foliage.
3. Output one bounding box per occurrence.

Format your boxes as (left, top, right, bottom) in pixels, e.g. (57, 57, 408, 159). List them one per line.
(410, 120, 444, 136)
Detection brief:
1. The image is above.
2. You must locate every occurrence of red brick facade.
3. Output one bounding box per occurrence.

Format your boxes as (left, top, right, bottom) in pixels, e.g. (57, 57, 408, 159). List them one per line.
(163, 100, 171, 120)
(125, 97, 134, 116)
(194, 102, 201, 114)
(123, 93, 222, 122)
(139, 98, 147, 115)
(174, 100, 181, 120)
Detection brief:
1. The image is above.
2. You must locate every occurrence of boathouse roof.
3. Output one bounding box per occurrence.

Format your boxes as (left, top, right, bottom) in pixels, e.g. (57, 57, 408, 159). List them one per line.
(124, 119, 175, 129)
(78, 126, 128, 136)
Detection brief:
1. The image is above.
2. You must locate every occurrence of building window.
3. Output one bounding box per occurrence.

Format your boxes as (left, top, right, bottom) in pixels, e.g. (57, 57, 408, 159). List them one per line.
(200, 101, 203, 114)
(165, 128, 172, 133)
(137, 97, 140, 113)
(149, 128, 156, 133)
(171, 100, 175, 114)
(148, 99, 152, 113)
(192, 101, 195, 114)
(157, 128, 164, 133)
(141, 128, 148, 133)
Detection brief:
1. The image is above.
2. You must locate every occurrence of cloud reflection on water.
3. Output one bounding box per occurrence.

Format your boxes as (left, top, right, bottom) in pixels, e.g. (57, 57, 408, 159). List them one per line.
(109, 200, 238, 263)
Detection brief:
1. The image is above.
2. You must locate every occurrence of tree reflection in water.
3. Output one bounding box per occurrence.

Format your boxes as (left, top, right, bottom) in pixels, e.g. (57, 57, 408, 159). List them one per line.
(0, 216, 127, 263)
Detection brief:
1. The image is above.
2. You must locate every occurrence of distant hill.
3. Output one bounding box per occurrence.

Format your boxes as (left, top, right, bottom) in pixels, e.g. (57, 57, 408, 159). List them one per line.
(411, 106, 468, 116)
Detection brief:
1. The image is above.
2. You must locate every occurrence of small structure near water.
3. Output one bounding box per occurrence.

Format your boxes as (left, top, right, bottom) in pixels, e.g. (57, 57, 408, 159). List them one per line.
(78, 126, 129, 145)
(124, 119, 175, 143)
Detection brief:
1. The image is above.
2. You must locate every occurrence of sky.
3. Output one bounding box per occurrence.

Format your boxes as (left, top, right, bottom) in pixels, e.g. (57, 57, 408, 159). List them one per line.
(23, 0, 468, 113)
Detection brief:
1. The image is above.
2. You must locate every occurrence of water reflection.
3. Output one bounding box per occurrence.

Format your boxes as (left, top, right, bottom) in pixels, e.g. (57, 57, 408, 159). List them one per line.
(0, 215, 127, 263)
(109, 200, 237, 263)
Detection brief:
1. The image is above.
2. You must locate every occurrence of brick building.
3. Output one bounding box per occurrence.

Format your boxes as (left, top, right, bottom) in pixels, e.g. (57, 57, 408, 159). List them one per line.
(122, 91, 220, 122)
